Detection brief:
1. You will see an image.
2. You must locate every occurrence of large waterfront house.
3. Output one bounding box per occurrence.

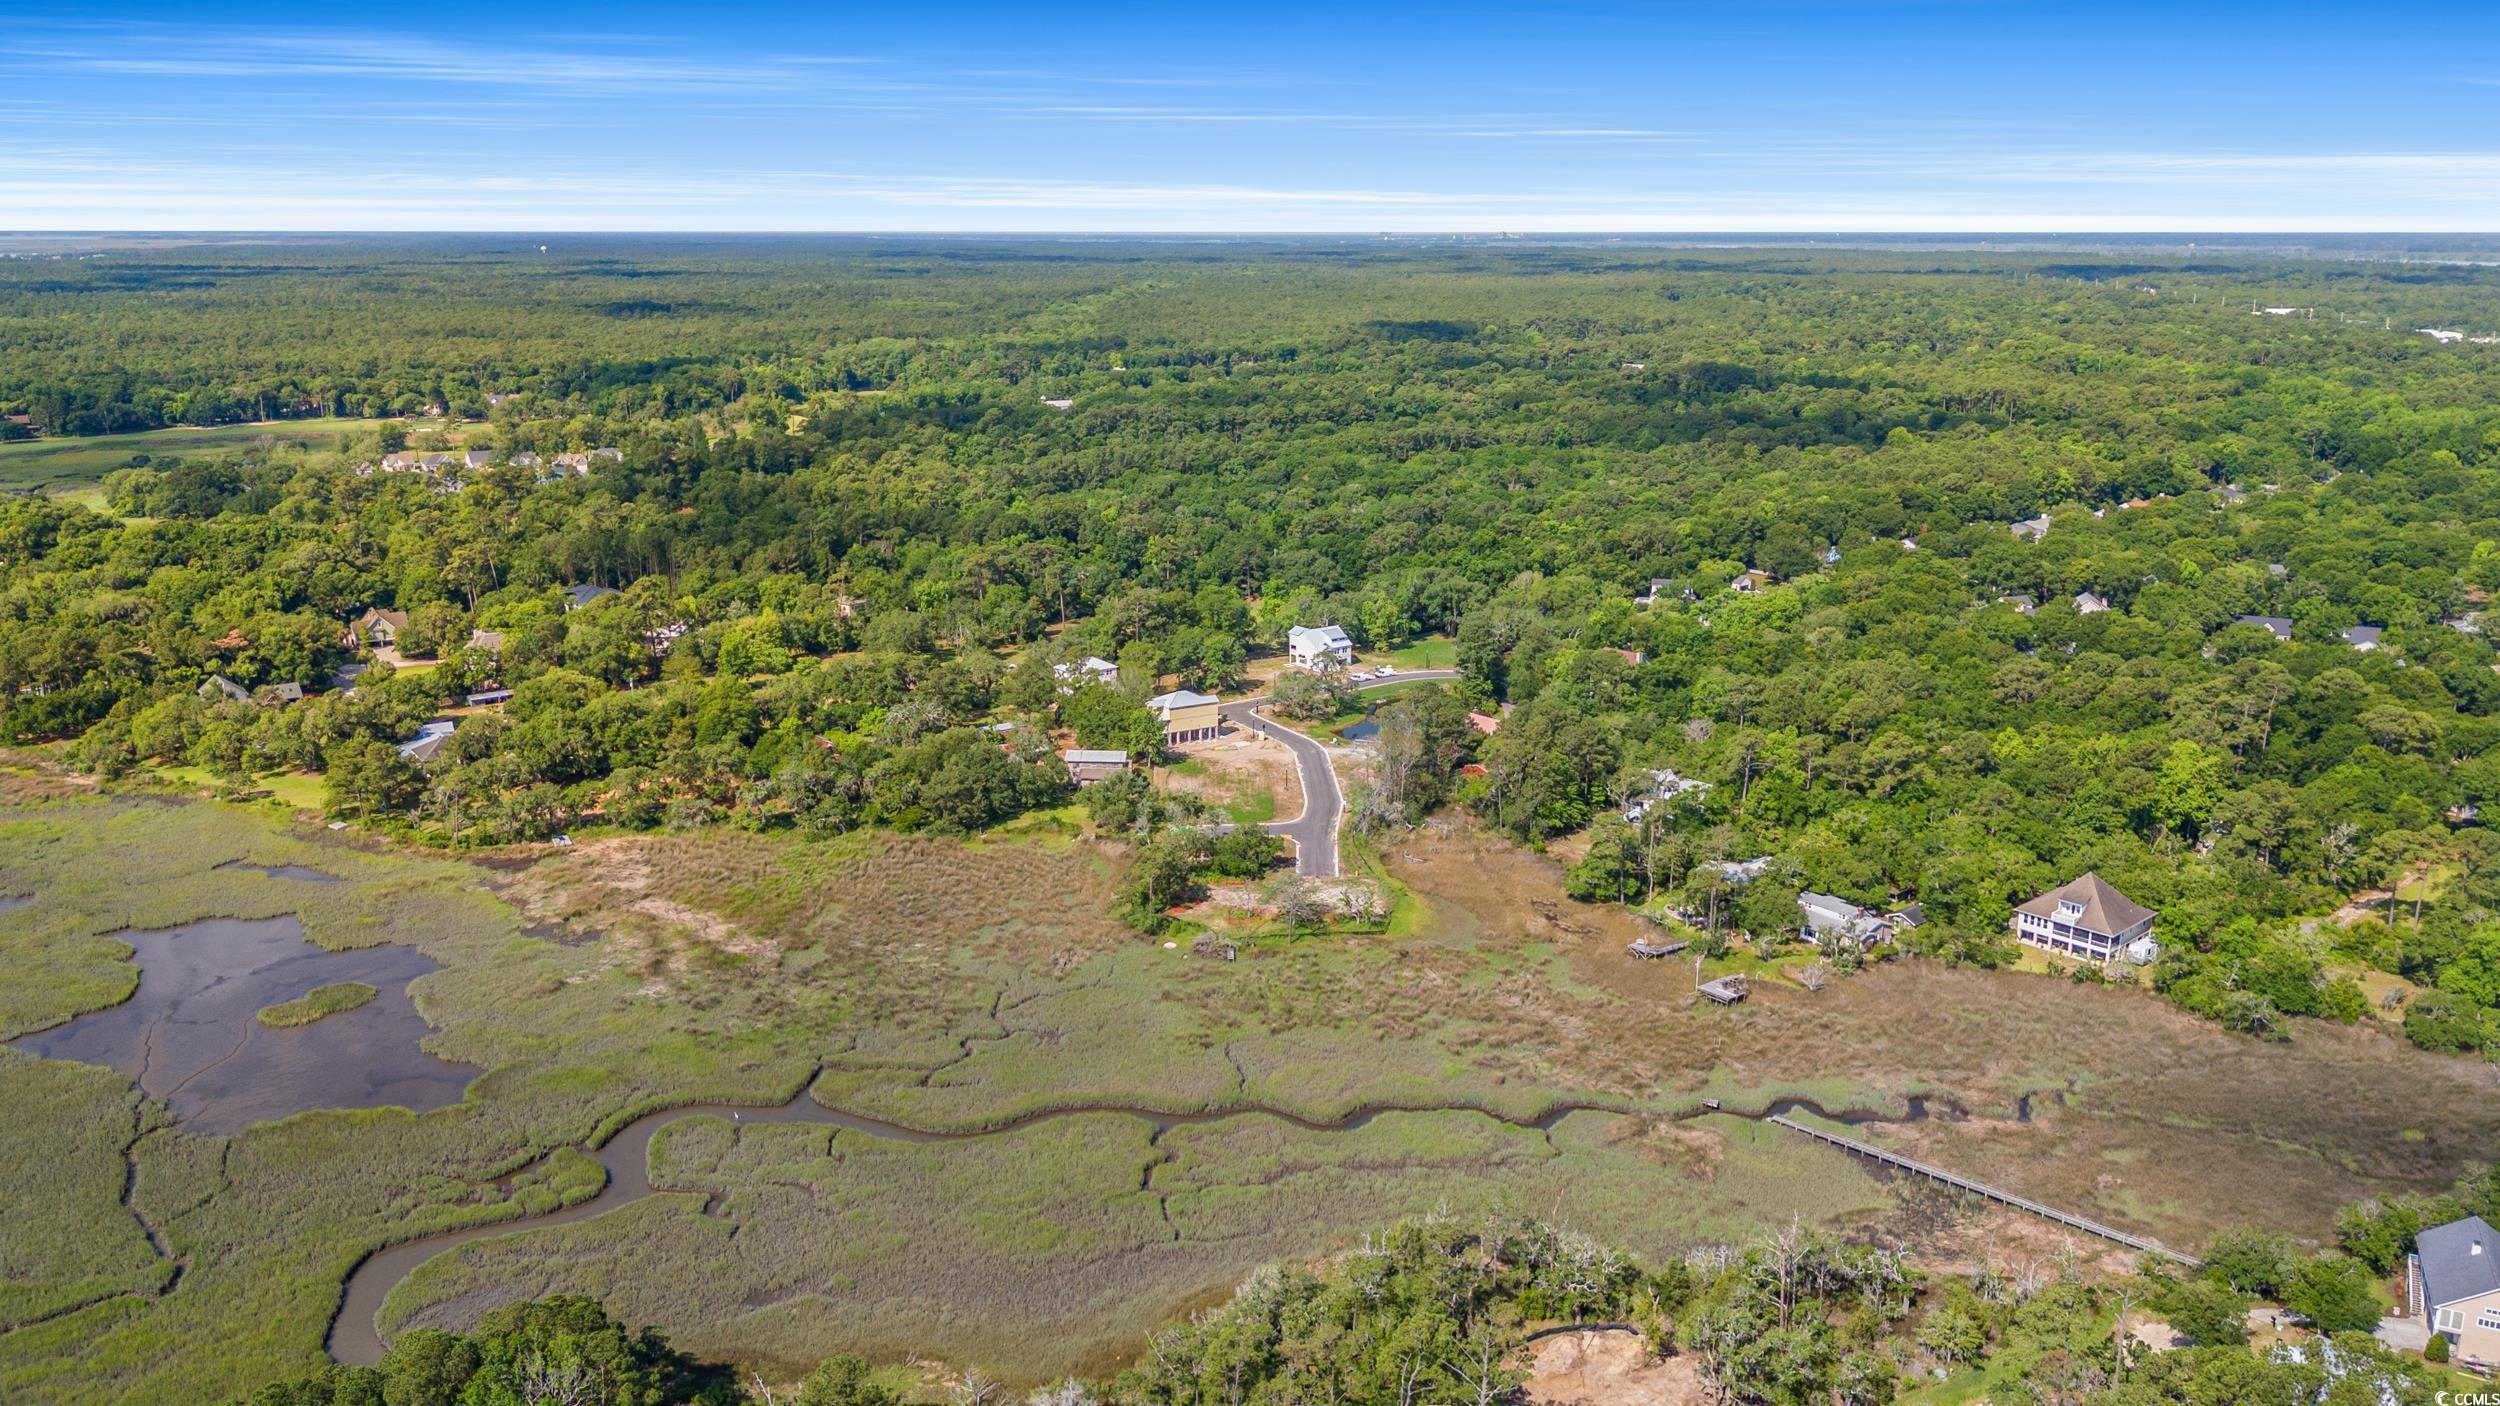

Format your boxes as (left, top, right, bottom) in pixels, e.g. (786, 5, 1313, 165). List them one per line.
(2011, 873, 2157, 963)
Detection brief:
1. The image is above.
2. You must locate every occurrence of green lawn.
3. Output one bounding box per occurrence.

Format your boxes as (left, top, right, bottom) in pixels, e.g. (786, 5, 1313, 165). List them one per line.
(151, 765, 328, 811)
(0, 418, 383, 493)
(1385, 637, 1456, 670)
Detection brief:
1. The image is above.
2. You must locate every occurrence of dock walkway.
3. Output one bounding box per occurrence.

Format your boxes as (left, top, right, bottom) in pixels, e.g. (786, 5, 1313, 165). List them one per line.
(1768, 1113, 2198, 1267)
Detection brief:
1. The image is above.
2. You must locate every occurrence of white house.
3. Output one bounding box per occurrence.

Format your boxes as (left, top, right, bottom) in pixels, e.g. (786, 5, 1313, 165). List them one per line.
(1797, 891, 1894, 949)
(1623, 769, 1711, 824)
(1288, 624, 1353, 670)
(2011, 873, 2157, 964)
(2074, 591, 2112, 614)
(1055, 655, 1120, 688)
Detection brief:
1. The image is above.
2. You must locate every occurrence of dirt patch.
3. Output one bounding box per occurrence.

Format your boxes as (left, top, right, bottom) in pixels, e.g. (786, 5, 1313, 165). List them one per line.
(1163, 731, 1303, 822)
(1524, 1328, 1706, 1406)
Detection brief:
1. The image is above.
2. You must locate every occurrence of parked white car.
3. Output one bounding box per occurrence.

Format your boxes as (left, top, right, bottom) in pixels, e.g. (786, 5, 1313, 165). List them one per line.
(1352, 670, 1374, 682)
(1375, 664, 1397, 676)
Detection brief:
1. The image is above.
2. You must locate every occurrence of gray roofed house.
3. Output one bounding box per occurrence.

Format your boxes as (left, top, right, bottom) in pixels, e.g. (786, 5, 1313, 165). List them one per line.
(1797, 891, 1893, 948)
(1999, 593, 2038, 615)
(463, 449, 496, 470)
(2010, 513, 2053, 542)
(2012, 873, 2157, 963)
(1060, 748, 1131, 785)
(564, 583, 619, 611)
(397, 720, 456, 764)
(466, 628, 506, 654)
(1699, 855, 1775, 886)
(255, 681, 304, 705)
(2414, 1215, 2500, 1360)
(2235, 614, 2295, 642)
(199, 674, 252, 704)
(2344, 624, 2384, 650)
(2073, 590, 2112, 614)
(1287, 624, 1353, 669)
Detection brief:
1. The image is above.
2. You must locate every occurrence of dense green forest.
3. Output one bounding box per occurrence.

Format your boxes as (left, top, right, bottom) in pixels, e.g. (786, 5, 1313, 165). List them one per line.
(6, 238, 2500, 1047)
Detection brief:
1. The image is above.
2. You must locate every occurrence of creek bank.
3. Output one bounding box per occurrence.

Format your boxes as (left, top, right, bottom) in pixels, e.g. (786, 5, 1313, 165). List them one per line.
(327, 1082, 1920, 1366)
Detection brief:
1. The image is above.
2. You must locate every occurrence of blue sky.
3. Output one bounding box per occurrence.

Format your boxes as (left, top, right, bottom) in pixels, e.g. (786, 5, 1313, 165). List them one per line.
(4, 1, 2497, 231)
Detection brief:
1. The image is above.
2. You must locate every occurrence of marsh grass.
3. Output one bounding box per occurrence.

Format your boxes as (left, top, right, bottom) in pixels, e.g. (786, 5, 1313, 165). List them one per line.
(257, 982, 378, 1028)
(7, 795, 2500, 1402)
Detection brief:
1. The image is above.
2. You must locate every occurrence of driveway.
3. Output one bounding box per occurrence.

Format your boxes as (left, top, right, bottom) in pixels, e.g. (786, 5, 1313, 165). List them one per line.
(1218, 669, 1461, 878)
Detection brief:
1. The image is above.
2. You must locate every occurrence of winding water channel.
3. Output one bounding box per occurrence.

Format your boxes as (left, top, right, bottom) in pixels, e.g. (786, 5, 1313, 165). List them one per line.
(326, 1086, 1914, 1366)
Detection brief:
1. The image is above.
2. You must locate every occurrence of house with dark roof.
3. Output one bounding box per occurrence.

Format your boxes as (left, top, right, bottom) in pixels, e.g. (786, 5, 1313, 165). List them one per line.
(564, 583, 619, 611)
(2344, 624, 2384, 651)
(199, 674, 251, 705)
(2011, 873, 2157, 964)
(2413, 1215, 2500, 1364)
(255, 681, 304, 706)
(2234, 614, 2294, 642)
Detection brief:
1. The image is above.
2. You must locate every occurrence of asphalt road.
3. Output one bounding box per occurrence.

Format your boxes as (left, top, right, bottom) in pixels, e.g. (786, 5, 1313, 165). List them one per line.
(1218, 669, 1462, 878)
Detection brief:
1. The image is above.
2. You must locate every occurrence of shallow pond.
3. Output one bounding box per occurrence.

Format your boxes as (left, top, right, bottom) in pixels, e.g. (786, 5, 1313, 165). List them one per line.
(8, 916, 476, 1135)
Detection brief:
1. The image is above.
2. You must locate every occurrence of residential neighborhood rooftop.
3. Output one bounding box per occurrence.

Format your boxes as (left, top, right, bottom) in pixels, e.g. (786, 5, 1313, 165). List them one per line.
(2418, 1215, 2500, 1309)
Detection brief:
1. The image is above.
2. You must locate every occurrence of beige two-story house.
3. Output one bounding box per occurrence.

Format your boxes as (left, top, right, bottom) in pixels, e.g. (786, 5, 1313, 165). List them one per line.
(2415, 1215, 2500, 1365)
(1145, 689, 1221, 747)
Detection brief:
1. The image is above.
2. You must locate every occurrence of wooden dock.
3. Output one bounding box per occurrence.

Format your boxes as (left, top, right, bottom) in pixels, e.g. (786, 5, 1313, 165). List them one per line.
(1768, 1114, 2198, 1267)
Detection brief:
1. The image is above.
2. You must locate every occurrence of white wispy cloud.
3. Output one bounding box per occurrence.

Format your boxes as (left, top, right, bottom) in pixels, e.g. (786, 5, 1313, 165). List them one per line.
(12, 23, 874, 94)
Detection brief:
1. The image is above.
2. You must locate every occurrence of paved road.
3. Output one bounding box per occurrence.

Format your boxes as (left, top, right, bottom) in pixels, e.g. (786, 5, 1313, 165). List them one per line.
(1218, 669, 1462, 878)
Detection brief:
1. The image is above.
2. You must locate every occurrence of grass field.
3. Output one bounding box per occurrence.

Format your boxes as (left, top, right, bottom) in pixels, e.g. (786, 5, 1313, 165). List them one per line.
(4, 793, 2500, 1401)
(0, 418, 380, 493)
(150, 765, 328, 811)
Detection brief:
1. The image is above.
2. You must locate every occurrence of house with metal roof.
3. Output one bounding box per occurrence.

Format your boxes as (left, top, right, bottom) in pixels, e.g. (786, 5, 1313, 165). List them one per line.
(2235, 614, 2295, 642)
(1054, 655, 1119, 688)
(1144, 689, 1220, 746)
(1287, 624, 1353, 671)
(2011, 873, 2157, 964)
(2414, 1216, 2500, 1365)
(1797, 891, 1894, 949)
(1059, 748, 1131, 785)
(396, 720, 456, 764)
